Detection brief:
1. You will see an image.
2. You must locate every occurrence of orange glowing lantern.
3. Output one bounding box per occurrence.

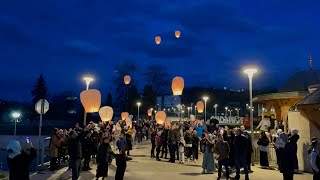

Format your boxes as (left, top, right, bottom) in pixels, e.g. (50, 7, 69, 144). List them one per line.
(171, 76, 184, 95)
(99, 106, 114, 121)
(124, 75, 131, 85)
(155, 36, 161, 45)
(121, 112, 129, 120)
(155, 111, 166, 124)
(196, 101, 204, 113)
(80, 89, 101, 113)
(147, 109, 152, 116)
(175, 30, 181, 38)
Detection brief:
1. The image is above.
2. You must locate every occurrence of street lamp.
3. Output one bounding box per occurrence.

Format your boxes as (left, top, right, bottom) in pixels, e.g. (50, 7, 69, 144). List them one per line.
(12, 112, 21, 136)
(235, 108, 240, 117)
(82, 76, 94, 126)
(203, 96, 209, 122)
(195, 105, 197, 118)
(187, 107, 191, 118)
(229, 110, 233, 117)
(137, 102, 141, 121)
(244, 67, 257, 139)
(214, 104, 218, 117)
(225, 107, 228, 116)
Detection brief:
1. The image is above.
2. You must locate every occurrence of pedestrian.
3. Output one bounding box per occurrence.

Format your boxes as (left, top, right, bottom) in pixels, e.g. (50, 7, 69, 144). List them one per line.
(160, 127, 169, 159)
(96, 137, 113, 180)
(150, 128, 156, 158)
(178, 136, 185, 164)
(68, 131, 82, 180)
(125, 127, 133, 156)
(82, 131, 93, 171)
(49, 128, 61, 171)
(155, 131, 163, 161)
(243, 131, 253, 172)
(184, 128, 193, 162)
(215, 134, 230, 179)
(116, 133, 126, 153)
(310, 137, 320, 180)
(274, 129, 286, 171)
(7, 140, 37, 180)
(281, 135, 296, 180)
(115, 150, 127, 180)
(257, 131, 269, 168)
(201, 132, 215, 174)
(233, 128, 249, 180)
(168, 126, 177, 163)
(290, 129, 300, 173)
(192, 130, 200, 163)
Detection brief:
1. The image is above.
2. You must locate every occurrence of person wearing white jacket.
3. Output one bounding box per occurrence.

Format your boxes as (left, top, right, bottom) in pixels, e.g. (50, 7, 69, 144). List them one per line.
(256, 115, 270, 132)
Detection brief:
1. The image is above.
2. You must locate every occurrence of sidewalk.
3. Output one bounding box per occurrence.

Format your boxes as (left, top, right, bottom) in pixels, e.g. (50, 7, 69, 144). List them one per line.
(21, 141, 315, 179)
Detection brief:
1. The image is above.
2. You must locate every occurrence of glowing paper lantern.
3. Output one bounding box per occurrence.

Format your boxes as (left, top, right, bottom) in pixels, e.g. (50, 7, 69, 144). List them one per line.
(121, 112, 129, 120)
(171, 76, 184, 95)
(155, 111, 166, 124)
(80, 89, 101, 113)
(124, 75, 131, 85)
(175, 30, 181, 38)
(196, 101, 204, 113)
(164, 119, 171, 129)
(125, 117, 133, 128)
(99, 106, 114, 121)
(190, 114, 195, 121)
(155, 36, 161, 45)
(147, 109, 152, 116)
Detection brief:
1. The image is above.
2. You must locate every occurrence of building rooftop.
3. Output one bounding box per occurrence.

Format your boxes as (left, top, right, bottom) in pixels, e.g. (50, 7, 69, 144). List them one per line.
(279, 70, 320, 92)
(296, 87, 320, 106)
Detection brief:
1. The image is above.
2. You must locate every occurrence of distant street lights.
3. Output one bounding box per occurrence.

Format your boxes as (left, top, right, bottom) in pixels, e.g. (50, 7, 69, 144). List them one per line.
(187, 107, 191, 118)
(12, 112, 21, 136)
(214, 104, 218, 117)
(244, 67, 257, 139)
(82, 76, 94, 126)
(137, 102, 141, 121)
(229, 110, 233, 117)
(235, 108, 240, 117)
(203, 96, 209, 122)
(225, 107, 228, 116)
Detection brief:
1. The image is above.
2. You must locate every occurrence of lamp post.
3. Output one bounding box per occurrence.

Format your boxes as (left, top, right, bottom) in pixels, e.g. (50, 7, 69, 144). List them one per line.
(229, 110, 233, 117)
(187, 107, 191, 118)
(12, 112, 21, 136)
(235, 108, 240, 117)
(214, 104, 218, 117)
(195, 105, 197, 119)
(137, 102, 141, 121)
(82, 76, 94, 126)
(244, 68, 257, 140)
(203, 96, 209, 122)
(225, 107, 228, 116)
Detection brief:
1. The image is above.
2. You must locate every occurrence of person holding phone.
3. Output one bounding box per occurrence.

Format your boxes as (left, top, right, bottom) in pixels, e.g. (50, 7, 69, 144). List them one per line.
(7, 139, 37, 180)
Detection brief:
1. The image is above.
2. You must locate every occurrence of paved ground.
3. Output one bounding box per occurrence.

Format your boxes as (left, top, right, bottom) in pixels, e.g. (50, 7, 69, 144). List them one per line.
(28, 141, 312, 180)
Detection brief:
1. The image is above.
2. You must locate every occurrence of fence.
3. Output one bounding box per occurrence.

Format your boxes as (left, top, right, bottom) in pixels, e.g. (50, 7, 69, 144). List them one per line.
(252, 143, 277, 165)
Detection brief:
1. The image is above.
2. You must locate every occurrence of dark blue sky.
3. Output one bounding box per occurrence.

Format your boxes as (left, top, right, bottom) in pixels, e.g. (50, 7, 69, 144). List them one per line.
(0, 0, 319, 101)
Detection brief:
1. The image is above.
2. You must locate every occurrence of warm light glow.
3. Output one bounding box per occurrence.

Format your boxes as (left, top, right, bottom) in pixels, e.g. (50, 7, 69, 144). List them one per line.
(155, 111, 166, 124)
(147, 109, 152, 116)
(196, 101, 204, 113)
(83, 76, 94, 90)
(99, 106, 114, 121)
(171, 76, 184, 95)
(203, 96, 209, 101)
(124, 75, 131, 85)
(137, 102, 141, 106)
(175, 30, 181, 38)
(121, 112, 129, 120)
(244, 68, 257, 78)
(80, 89, 101, 113)
(12, 112, 21, 118)
(155, 36, 161, 44)
(225, 107, 228, 110)
(214, 104, 218, 107)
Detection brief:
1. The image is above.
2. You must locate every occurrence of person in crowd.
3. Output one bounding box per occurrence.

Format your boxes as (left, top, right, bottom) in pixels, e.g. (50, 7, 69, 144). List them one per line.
(115, 150, 127, 180)
(281, 134, 297, 180)
(150, 128, 156, 158)
(243, 114, 250, 130)
(96, 137, 113, 180)
(289, 129, 300, 173)
(201, 132, 215, 174)
(192, 130, 200, 163)
(233, 128, 249, 180)
(50, 128, 61, 171)
(125, 127, 133, 156)
(256, 115, 271, 132)
(116, 133, 126, 153)
(160, 126, 169, 159)
(310, 137, 320, 180)
(243, 130, 253, 172)
(155, 131, 163, 161)
(74, 123, 83, 134)
(82, 131, 93, 171)
(68, 131, 82, 180)
(7, 140, 36, 180)
(274, 129, 286, 171)
(178, 136, 185, 164)
(184, 128, 193, 162)
(91, 129, 100, 162)
(132, 126, 137, 146)
(215, 134, 230, 180)
(257, 131, 269, 168)
(175, 125, 181, 161)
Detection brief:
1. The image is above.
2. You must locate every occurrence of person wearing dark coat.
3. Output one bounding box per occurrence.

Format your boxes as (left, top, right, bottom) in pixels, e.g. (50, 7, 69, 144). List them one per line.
(82, 131, 93, 171)
(96, 137, 113, 180)
(150, 128, 156, 158)
(191, 130, 200, 162)
(243, 131, 253, 172)
(257, 131, 269, 168)
(233, 129, 249, 180)
(160, 128, 169, 159)
(7, 140, 36, 180)
(68, 131, 82, 180)
(115, 150, 127, 180)
(281, 137, 296, 180)
(168, 126, 177, 163)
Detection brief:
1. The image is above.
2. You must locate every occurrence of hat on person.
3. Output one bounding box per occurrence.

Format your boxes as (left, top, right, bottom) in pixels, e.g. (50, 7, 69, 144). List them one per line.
(311, 137, 318, 145)
(7, 140, 21, 159)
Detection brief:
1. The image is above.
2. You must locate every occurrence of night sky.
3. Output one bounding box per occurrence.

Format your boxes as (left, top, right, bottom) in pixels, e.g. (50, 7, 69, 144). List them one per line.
(0, 0, 319, 101)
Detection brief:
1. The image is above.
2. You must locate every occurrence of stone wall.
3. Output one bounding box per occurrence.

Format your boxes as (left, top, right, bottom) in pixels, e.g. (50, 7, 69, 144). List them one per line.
(288, 111, 320, 172)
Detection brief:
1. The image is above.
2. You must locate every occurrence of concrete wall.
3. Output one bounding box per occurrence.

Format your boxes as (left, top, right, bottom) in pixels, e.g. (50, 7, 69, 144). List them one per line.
(288, 111, 320, 172)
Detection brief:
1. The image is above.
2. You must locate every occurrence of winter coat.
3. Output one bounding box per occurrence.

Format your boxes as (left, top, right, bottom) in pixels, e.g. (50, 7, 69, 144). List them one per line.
(96, 143, 113, 164)
(214, 141, 230, 161)
(184, 131, 193, 144)
(155, 135, 162, 147)
(281, 142, 296, 174)
(50, 134, 61, 158)
(68, 137, 82, 160)
(82, 136, 94, 157)
(233, 135, 247, 161)
(7, 148, 36, 180)
(192, 134, 200, 147)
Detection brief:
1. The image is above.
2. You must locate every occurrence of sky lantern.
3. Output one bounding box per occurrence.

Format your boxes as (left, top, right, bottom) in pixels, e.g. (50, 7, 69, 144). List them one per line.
(121, 112, 129, 120)
(80, 89, 101, 113)
(124, 75, 131, 85)
(171, 76, 184, 95)
(196, 101, 204, 113)
(155, 111, 166, 124)
(99, 106, 114, 121)
(175, 30, 181, 38)
(147, 109, 152, 116)
(155, 36, 161, 45)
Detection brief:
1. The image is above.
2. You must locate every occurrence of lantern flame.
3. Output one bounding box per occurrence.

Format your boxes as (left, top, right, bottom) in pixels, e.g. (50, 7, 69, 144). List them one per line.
(175, 30, 181, 38)
(171, 76, 184, 95)
(155, 36, 161, 45)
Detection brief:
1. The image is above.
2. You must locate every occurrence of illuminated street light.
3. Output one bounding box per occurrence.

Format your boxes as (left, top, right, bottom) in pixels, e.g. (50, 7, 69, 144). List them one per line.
(137, 102, 141, 121)
(225, 107, 228, 116)
(203, 96, 209, 122)
(83, 76, 94, 90)
(244, 67, 258, 141)
(214, 104, 218, 117)
(187, 107, 191, 118)
(12, 112, 21, 136)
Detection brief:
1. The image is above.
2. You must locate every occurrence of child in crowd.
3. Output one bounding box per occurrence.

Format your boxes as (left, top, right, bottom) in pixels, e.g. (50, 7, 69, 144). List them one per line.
(179, 136, 186, 164)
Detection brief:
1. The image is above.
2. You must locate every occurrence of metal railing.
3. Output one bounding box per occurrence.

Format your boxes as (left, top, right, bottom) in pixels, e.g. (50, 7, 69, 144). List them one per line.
(253, 143, 277, 165)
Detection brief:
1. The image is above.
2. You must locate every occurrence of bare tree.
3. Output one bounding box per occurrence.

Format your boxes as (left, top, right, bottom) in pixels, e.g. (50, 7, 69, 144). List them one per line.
(143, 64, 170, 96)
